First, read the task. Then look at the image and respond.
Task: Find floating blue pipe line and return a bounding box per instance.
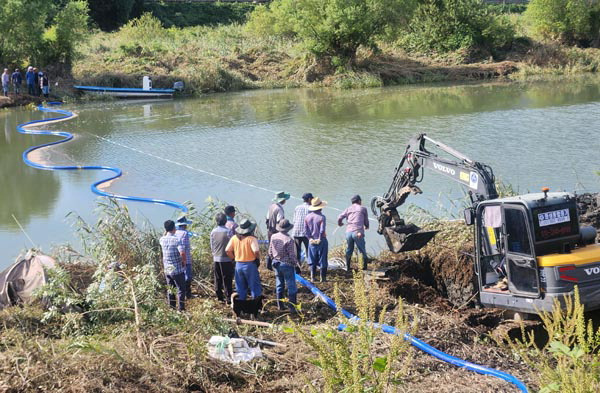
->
[16,103,188,213]
[295,274,528,393]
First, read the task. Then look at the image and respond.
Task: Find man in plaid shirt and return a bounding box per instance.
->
[160,220,186,311]
[292,193,312,264]
[268,218,299,312]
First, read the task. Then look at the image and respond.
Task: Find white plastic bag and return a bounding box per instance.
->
[207,336,262,364]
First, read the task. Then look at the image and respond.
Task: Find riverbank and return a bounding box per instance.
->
[68,23,600,96]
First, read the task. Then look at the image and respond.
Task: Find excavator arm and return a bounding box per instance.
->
[371,134,498,252]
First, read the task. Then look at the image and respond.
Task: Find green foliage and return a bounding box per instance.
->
[507,288,600,392]
[246,0,417,67]
[294,273,414,392]
[399,0,515,55]
[0,0,50,66]
[44,0,89,66]
[144,1,256,28]
[525,0,600,46]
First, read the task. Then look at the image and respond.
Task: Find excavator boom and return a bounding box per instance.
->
[372,134,498,252]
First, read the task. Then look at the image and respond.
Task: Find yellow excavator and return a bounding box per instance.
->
[372,134,600,313]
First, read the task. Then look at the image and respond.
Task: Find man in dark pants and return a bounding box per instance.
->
[211,213,235,303]
[292,193,312,268]
[265,191,290,271]
[175,216,193,299]
[159,220,186,311]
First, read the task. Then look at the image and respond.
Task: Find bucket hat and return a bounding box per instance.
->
[273,191,290,203]
[236,219,257,235]
[308,197,327,211]
[276,218,294,232]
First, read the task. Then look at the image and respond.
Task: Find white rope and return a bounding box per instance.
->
[87,132,377,222]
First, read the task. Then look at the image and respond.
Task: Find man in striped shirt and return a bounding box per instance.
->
[292,193,312,266]
[268,219,299,311]
[160,220,186,311]
[175,216,193,299]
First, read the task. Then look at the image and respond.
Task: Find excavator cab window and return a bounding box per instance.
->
[479,205,504,286]
[503,205,540,297]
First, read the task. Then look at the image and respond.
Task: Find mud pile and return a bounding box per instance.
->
[577,192,600,240]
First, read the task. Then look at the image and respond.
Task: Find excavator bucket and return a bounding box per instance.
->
[383,227,439,253]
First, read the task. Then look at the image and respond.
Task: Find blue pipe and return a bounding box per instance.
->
[16,103,188,213]
[295,274,528,393]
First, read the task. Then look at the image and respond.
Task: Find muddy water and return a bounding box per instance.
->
[1,77,600,268]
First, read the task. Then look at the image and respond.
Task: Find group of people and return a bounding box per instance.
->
[2,67,50,98]
[159,191,370,313]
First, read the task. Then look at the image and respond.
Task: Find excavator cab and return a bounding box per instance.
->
[475,192,600,313]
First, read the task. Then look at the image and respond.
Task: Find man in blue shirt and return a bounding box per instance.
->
[25,67,35,95]
[160,220,186,311]
[11,69,22,95]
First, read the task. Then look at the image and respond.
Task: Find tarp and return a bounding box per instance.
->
[0,251,56,310]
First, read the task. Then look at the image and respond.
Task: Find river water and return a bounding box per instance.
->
[1,77,600,268]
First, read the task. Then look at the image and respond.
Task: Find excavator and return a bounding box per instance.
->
[371,134,600,314]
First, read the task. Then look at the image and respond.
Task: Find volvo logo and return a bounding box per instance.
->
[433,162,456,176]
[584,267,600,276]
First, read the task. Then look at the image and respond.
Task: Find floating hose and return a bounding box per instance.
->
[295,274,528,393]
[16,103,188,213]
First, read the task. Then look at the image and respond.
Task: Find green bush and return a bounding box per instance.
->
[246,0,417,67]
[525,0,600,46]
[43,0,89,67]
[399,0,515,56]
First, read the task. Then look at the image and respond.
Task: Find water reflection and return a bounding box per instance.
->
[0,110,60,229]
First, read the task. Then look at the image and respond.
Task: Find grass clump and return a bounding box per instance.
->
[507,288,600,393]
[293,273,414,392]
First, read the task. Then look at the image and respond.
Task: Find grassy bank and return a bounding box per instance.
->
[69,15,600,97]
[3,198,600,392]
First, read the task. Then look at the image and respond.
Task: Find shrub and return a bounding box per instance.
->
[43,0,89,67]
[246,0,417,67]
[292,273,414,392]
[507,288,600,392]
[399,0,515,56]
[525,0,600,46]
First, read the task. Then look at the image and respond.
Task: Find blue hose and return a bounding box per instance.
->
[16,103,188,213]
[295,274,528,393]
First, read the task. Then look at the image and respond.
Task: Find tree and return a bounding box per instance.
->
[525,0,600,46]
[47,0,89,67]
[0,0,50,66]
[399,0,515,55]
[247,0,417,67]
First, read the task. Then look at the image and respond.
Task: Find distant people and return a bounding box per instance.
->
[338,195,370,271]
[33,68,40,96]
[268,218,299,312]
[2,69,9,96]
[25,67,35,95]
[304,197,328,282]
[266,191,290,270]
[175,216,193,299]
[11,69,21,95]
[40,72,49,98]
[292,192,312,267]
[159,220,187,311]
[224,205,238,237]
[211,213,234,303]
[226,219,262,301]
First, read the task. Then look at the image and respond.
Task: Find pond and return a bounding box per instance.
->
[1,77,599,268]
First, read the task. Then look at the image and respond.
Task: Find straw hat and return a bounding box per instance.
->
[308,197,327,211]
[236,219,257,235]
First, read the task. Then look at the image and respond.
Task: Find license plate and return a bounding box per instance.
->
[538,208,570,227]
